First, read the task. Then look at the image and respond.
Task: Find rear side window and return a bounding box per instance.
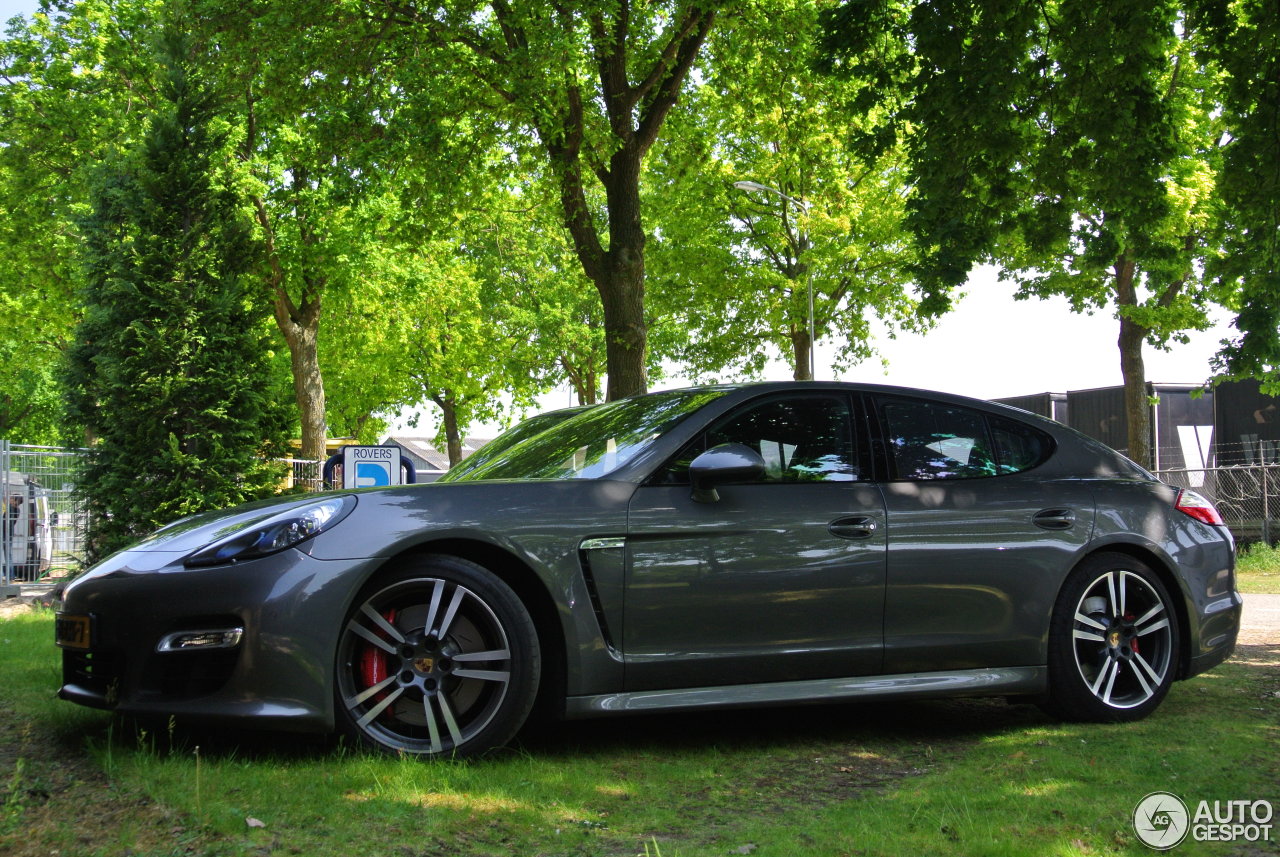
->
[879,398,1051,480]
[988,414,1053,474]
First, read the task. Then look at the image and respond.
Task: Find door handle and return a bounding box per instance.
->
[1032,508,1075,530]
[828,515,878,540]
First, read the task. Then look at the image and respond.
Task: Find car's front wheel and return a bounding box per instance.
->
[1044,553,1181,722]
[334,555,540,757]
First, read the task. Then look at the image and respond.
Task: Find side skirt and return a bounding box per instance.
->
[565,666,1047,717]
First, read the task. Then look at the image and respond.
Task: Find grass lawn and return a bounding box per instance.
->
[1236,542,1280,594]
[2,602,1276,857]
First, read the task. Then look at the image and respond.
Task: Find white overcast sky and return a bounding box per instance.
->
[2,0,1237,425]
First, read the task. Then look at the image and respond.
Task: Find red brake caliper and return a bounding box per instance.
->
[1125,612,1139,653]
[359,609,397,714]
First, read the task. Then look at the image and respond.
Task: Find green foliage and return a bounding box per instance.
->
[65,25,288,557]
[819,0,1226,319]
[1194,0,1280,389]
[0,0,161,444]
[376,0,720,400]
[649,0,922,381]
[818,0,1240,464]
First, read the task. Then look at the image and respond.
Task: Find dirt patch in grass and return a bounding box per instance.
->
[0,690,213,857]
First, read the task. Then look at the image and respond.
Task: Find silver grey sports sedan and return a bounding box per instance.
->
[56,383,1242,757]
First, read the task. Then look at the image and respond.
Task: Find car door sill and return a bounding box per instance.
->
[565,666,1047,716]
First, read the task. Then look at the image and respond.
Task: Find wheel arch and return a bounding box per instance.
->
[1069,542,1193,679]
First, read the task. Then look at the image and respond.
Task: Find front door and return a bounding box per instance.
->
[623,392,886,691]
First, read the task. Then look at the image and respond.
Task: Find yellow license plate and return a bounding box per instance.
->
[55,613,92,650]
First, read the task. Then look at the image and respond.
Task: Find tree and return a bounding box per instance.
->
[65,27,287,556]
[373,0,719,400]
[1194,0,1280,388]
[820,0,1232,467]
[188,0,509,461]
[463,180,610,406]
[325,181,588,464]
[0,0,162,443]
[647,0,920,382]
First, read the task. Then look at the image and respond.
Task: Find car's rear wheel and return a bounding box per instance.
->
[334,555,540,757]
[1044,553,1180,722]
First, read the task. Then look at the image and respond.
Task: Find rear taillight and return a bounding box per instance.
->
[1175,489,1225,526]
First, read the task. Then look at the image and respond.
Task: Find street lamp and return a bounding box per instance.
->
[732,180,816,381]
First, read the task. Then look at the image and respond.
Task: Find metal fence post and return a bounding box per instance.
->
[1265,467,1272,546]
[1,439,11,587]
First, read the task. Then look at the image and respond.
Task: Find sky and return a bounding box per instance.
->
[823,265,1234,401]
[0,0,1238,430]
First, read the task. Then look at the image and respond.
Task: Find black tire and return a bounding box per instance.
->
[1043,552,1181,722]
[334,555,540,757]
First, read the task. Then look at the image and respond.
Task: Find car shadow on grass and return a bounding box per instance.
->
[75,693,1054,766]
[517,695,1054,756]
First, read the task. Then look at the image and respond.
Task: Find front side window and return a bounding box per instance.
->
[879,398,1051,480]
[657,394,858,484]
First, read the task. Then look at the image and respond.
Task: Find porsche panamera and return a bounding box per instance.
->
[56,382,1242,757]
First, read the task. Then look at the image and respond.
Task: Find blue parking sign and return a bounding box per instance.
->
[341,446,403,489]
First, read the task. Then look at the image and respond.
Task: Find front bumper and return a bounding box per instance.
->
[56,547,380,732]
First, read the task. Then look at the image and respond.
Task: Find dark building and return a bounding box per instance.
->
[992,392,1069,424]
[993,384,1214,471]
[1213,378,1280,466]
[1065,384,1214,470]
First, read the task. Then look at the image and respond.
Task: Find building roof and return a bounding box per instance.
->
[382,437,492,471]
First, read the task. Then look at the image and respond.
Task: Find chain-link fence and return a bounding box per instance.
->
[2,441,89,586]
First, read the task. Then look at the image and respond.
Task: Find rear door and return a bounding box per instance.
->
[624,392,886,690]
[871,395,1095,673]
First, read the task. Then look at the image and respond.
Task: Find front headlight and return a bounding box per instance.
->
[185,496,355,567]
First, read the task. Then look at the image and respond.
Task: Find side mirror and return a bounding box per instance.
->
[689,443,766,503]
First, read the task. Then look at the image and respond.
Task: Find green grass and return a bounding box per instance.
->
[2,608,1277,857]
[1237,542,1280,593]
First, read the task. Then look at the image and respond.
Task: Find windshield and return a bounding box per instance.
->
[450,389,727,481]
[438,406,589,483]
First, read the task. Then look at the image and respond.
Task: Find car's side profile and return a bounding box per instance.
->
[56,383,1242,757]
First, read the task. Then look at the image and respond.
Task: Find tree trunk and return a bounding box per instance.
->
[1115,256,1153,468]
[560,355,599,406]
[280,317,327,464]
[433,393,463,467]
[252,210,327,464]
[790,328,813,381]
[598,151,648,401]
[249,181,327,466]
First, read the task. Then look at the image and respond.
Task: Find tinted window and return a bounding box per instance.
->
[880,398,1051,480]
[659,395,857,484]
[452,389,726,481]
[989,414,1053,474]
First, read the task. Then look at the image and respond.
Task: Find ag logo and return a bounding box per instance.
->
[1133,792,1190,850]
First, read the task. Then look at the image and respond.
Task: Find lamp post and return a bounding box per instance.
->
[732,180,816,381]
